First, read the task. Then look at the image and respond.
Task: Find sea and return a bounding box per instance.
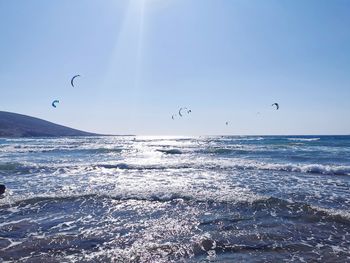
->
[0,136,350,262]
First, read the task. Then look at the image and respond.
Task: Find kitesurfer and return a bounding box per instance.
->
[272,103,279,110]
[71,75,80,87]
[52,100,59,108]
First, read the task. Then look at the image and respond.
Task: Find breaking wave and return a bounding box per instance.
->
[234,161,350,176]
[287,138,320,142]
[156,149,183,155]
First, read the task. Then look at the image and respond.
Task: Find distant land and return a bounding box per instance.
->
[0,111,99,137]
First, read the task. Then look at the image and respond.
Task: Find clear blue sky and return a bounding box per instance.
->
[1,0,349,135]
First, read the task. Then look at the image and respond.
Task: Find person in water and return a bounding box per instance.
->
[0,184,5,195]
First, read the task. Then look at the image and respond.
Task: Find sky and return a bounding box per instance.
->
[1,0,350,135]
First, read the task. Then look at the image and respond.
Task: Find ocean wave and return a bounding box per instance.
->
[2,194,349,223]
[2,159,349,177]
[0,192,224,209]
[85,148,124,154]
[242,162,350,176]
[254,197,350,221]
[0,144,124,154]
[287,138,320,142]
[96,163,131,170]
[0,191,284,210]
[204,159,350,176]
[95,163,192,171]
[198,148,247,155]
[0,162,192,175]
[156,149,183,155]
[34,147,123,154]
[215,136,265,142]
[62,161,350,176]
[0,162,20,171]
[0,162,38,175]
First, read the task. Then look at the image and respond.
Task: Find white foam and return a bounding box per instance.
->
[310,205,350,220]
[287,138,320,142]
[217,158,350,176]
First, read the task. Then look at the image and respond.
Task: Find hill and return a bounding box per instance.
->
[0,111,99,137]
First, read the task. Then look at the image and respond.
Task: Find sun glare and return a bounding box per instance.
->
[103,0,148,91]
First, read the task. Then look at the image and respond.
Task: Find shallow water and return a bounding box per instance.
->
[1,136,350,262]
